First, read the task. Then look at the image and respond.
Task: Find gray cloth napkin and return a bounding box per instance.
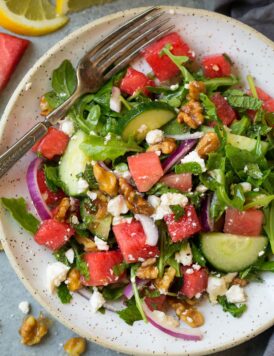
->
[203,1,274,355]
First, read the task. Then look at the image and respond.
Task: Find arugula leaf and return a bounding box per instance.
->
[159,85,187,108]
[217,184,245,211]
[230,116,250,135]
[102,285,125,301]
[113,261,129,276]
[1,197,39,235]
[175,162,203,175]
[244,194,274,210]
[200,93,219,123]
[170,205,185,222]
[57,282,72,304]
[71,241,90,280]
[52,60,77,100]
[190,242,207,267]
[162,119,189,135]
[264,202,274,253]
[130,265,147,322]
[83,164,99,190]
[204,75,239,91]
[85,105,101,131]
[259,261,274,272]
[53,246,70,266]
[80,134,142,161]
[247,123,271,139]
[146,183,182,196]
[239,256,274,280]
[117,297,142,325]
[217,295,247,318]
[227,95,262,110]
[160,44,194,82]
[44,165,62,192]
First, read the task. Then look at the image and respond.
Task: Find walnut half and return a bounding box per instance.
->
[177,100,204,129]
[19,313,49,346]
[64,337,86,356]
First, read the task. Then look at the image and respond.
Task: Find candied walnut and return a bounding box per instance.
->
[147,138,177,155]
[119,177,154,216]
[196,132,220,158]
[136,265,159,279]
[53,197,70,222]
[169,299,204,328]
[177,100,204,129]
[154,266,176,293]
[93,163,118,197]
[187,81,206,100]
[67,268,82,292]
[95,198,108,220]
[75,235,97,252]
[19,313,49,346]
[40,96,51,116]
[232,277,248,287]
[141,257,157,267]
[64,337,86,356]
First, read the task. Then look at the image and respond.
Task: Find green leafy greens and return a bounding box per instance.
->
[217,295,247,318]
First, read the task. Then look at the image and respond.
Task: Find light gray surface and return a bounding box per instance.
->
[0,1,272,355]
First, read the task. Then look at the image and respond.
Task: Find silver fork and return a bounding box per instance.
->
[0,7,174,178]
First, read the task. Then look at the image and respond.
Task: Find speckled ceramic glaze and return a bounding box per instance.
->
[0,6,274,356]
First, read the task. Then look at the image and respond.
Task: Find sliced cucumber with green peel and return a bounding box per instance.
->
[227,133,268,154]
[117,102,175,141]
[200,232,267,272]
[59,130,90,196]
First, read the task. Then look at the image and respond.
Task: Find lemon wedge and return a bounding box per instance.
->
[0,0,68,36]
[56,0,112,15]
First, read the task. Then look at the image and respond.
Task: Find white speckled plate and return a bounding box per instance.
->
[0,6,274,356]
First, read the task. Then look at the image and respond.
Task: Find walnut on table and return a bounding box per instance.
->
[19,313,50,346]
[64,337,86,356]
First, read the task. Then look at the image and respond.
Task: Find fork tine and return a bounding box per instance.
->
[92,12,165,66]
[103,25,175,82]
[97,17,171,73]
[85,7,159,60]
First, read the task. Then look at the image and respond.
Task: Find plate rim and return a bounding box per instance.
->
[0,5,274,355]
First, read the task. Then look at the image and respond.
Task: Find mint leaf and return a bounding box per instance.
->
[200,93,219,123]
[175,162,202,175]
[57,283,72,304]
[227,95,262,110]
[53,246,70,266]
[83,164,98,190]
[102,285,124,301]
[52,60,77,100]
[217,295,247,317]
[170,205,185,222]
[117,298,142,325]
[1,197,39,235]
[230,116,250,135]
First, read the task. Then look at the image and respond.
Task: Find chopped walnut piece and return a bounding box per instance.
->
[169,299,204,328]
[154,266,176,293]
[64,337,86,356]
[119,177,154,216]
[196,132,220,158]
[147,137,177,155]
[75,235,97,252]
[93,163,118,197]
[39,96,51,116]
[19,313,49,346]
[187,81,206,100]
[67,268,82,292]
[141,257,157,267]
[53,197,70,222]
[136,265,159,279]
[177,100,204,129]
[232,277,248,287]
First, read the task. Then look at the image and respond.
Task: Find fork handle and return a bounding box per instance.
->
[0,121,50,178]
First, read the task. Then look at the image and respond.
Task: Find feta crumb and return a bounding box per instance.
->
[107,195,129,217]
[155,150,161,156]
[89,287,105,313]
[161,193,188,206]
[46,262,70,294]
[175,243,193,266]
[195,293,201,299]
[94,236,109,251]
[207,276,227,304]
[181,150,206,172]
[18,301,30,314]
[170,84,179,91]
[253,188,259,192]
[65,248,75,264]
[152,310,179,328]
[195,184,208,193]
[239,182,252,192]
[186,268,194,274]
[25,82,32,91]
[258,250,265,257]
[76,178,89,194]
[212,64,220,71]
[59,117,74,137]
[184,83,190,89]
[146,129,164,145]
[112,216,133,225]
[137,124,147,133]
[244,165,248,173]
[192,263,201,271]
[71,215,79,225]
[87,191,97,201]
[147,195,161,208]
[225,285,246,304]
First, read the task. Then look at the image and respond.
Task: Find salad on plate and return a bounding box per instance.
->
[2,31,274,341]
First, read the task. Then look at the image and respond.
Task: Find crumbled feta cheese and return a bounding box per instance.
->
[65,248,75,264]
[146,129,164,145]
[110,86,121,113]
[107,195,129,217]
[175,243,193,266]
[195,293,201,299]
[225,285,246,303]
[239,182,252,192]
[207,276,227,304]
[152,310,179,328]
[59,117,74,137]
[25,82,32,91]
[161,193,188,206]
[147,195,161,208]
[195,184,208,193]
[184,83,190,89]
[112,216,133,225]
[212,64,220,71]
[87,191,97,201]
[89,287,105,313]
[192,263,201,271]
[94,236,109,251]
[76,178,89,194]
[244,165,248,173]
[137,124,147,133]
[181,150,206,172]
[258,250,265,257]
[155,150,161,156]
[71,215,79,225]
[170,84,179,91]
[18,301,30,314]
[113,167,132,181]
[46,262,70,294]
[186,268,194,274]
[190,50,196,58]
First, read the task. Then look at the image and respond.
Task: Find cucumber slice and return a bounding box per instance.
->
[227,133,268,154]
[117,102,175,141]
[59,130,90,196]
[200,232,267,272]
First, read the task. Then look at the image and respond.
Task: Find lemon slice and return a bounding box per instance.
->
[56,0,112,15]
[0,0,68,36]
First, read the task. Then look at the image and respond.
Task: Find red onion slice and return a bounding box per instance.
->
[143,302,202,341]
[162,139,198,173]
[166,132,204,140]
[200,194,214,232]
[26,157,52,220]
[135,214,159,246]
[123,278,148,299]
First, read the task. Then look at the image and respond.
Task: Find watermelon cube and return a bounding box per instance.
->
[201,54,231,78]
[142,32,194,81]
[211,92,237,126]
[127,151,164,192]
[113,220,159,263]
[160,173,192,192]
[181,267,208,298]
[120,67,154,96]
[0,33,29,91]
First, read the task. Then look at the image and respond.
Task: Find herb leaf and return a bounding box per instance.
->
[217,295,247,318]
[44,165,63,192]
[175,162,203,175]
[117,298,142,325]
[113,261,129,276]
[57,282,72,304]
[227,95,262,110]
[170,205,185,222]
[191,242,207,267]
[1,197,40,235]
[102,285,125,301]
